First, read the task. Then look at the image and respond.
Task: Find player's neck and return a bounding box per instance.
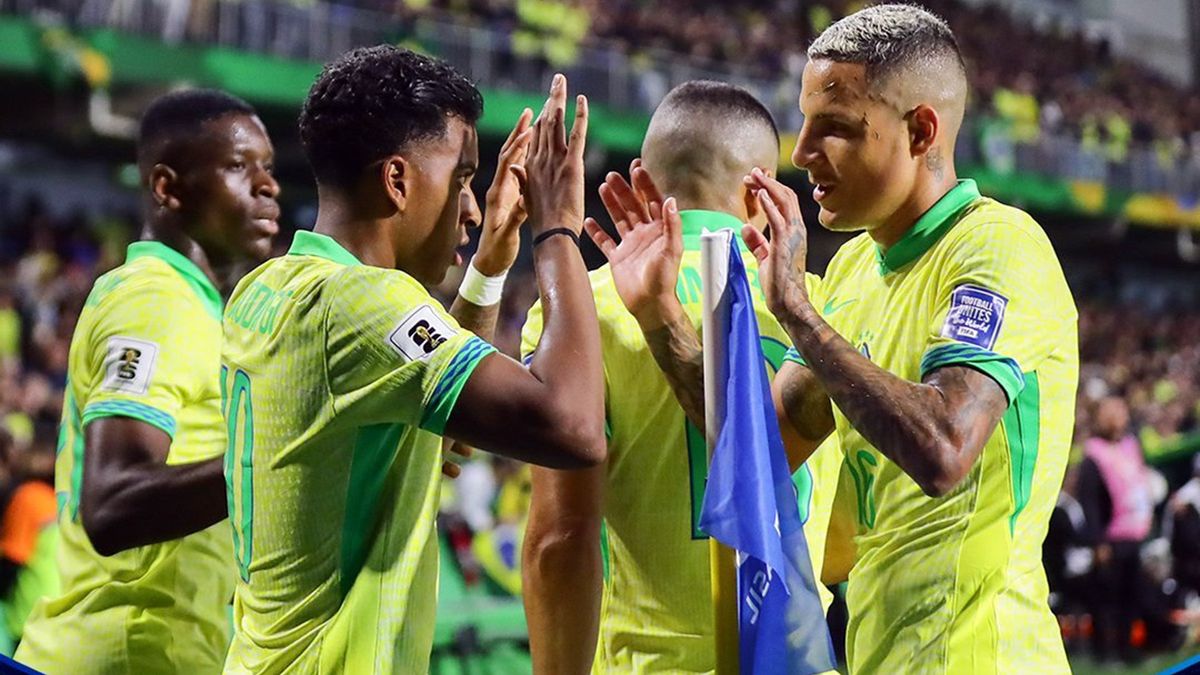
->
[311,199,398,269]
[139,222,221,289]
[869,165,959,251]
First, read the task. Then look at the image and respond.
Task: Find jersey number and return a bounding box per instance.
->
[683,336,812,539]
[222,366,255,581]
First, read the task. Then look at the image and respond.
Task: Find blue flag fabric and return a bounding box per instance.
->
[698,243,837,674]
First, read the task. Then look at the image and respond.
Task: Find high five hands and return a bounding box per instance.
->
[585,161,685,330]
[741,167,812,319]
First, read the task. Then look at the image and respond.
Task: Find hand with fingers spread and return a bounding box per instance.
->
[512,74,588,236]
[586,163,685,329]
[742,167,813,319]
[473,108,534,276]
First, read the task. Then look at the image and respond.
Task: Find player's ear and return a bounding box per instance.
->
[743,180,766,229]
[149,164,182,212]
[380,156,411,214]
[907,104,939,157]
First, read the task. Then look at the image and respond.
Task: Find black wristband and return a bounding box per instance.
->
[533,227,580,248]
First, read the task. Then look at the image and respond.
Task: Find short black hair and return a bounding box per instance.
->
[137,88,256,165]
[659,80,778,142]
[643,80,779,206]
[298,45,484,188]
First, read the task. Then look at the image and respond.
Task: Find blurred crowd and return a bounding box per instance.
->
[42,0,1200,183]
[1,198,1199,657]
[349,0,1200,172]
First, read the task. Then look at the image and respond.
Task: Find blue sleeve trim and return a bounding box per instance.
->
[82,400,177,437]
[421,337,496,433]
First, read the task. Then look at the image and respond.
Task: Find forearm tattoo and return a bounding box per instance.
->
[643,314,706,431]
[450,295,501,342]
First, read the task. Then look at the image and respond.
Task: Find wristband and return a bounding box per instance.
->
[458,260,508,306]
[533,227,580,247]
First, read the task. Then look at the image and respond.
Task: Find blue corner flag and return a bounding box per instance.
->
[698,242,836,675]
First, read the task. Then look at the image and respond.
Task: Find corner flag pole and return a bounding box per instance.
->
[700,229,738,675]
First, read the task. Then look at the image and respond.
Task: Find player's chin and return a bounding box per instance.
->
[816,207,860,233]
[418,259,452,286]
[238,234,275,264]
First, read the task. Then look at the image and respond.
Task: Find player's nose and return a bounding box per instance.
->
[460,189,482,230]
[791,125,821,171]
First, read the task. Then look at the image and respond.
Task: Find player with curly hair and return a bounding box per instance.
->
[219,46,606,674]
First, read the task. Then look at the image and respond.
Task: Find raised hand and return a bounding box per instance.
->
[585,162,684,329]
[473,108,533,276]
[512,74,588,236]
[742,167,812,319]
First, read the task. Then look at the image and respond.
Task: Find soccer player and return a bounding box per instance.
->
[16,89,281,673]
[219,47,605,674]
[746,5,1077,673]
[520,81,843,674]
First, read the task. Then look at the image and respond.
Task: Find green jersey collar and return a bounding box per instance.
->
[876,179,981,275]
[126,241,222,320]
[680,210,751,254]
[288,230,363,267]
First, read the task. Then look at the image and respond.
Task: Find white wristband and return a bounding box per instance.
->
[458,260,508,306]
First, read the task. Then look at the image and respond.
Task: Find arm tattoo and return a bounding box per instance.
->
[784,309,1008,496]
[643,314,706,430]
[450,295,501,342]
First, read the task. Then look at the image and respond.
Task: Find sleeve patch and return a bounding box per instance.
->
[100,336,159,395]
[388,305,458,362]
[941,284,1007,350]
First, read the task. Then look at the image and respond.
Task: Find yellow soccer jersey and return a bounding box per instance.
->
[786,180,1078,674]
[221,231,495,675]
[521,210,842,674]
[16,242,234,674]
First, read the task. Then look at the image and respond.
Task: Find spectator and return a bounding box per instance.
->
[1164,455,1200,598]
[1078,396,1155,662]
[0,428,58,654]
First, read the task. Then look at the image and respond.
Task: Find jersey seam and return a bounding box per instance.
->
[321,270,341,419]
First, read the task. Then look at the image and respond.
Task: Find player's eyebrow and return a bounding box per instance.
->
[807,111,860,125]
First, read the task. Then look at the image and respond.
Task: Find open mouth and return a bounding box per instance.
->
[813,183,836,202]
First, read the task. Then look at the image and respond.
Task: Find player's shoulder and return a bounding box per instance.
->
[586,265,632,322]
[87,256,203,319]
[319,262,433,314]
[526,264,627,322]
[948,196,1055,254]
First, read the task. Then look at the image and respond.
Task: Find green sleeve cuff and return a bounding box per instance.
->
[920,342,1025,404]
[421,337,496,435]
[82,400,177,437]
[783,347,808,367]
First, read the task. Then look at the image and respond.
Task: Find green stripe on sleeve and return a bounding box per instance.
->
[82,400,177,437]
[421,337,496,435]
[919,343,1025,404]
[1004,373,1040,534]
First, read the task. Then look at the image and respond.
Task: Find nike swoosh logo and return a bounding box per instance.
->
[823,298,857,315]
